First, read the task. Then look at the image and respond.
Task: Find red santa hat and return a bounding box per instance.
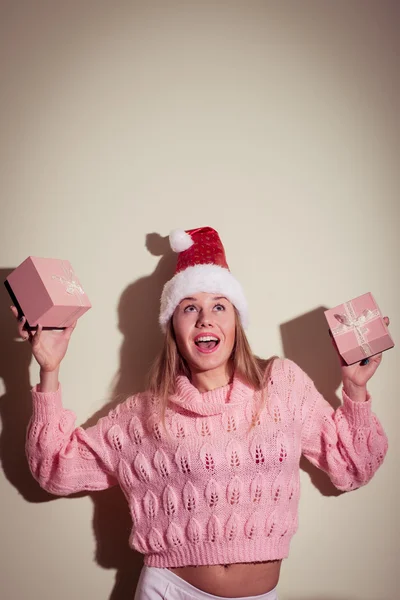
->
[159,227,248,331]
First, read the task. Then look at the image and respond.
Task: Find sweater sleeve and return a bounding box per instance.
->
[26,384,118,496]
[285,360,388,492]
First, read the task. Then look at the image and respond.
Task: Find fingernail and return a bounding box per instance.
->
[19,316,24,322]
[360,358,370,366]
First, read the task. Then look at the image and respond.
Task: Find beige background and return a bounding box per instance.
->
[0,1,399,599]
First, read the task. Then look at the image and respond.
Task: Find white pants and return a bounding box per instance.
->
[134,565,279,600]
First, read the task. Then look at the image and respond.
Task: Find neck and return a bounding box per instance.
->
[190,364,233,393]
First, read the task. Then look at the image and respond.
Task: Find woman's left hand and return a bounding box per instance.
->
[331,316,390,402]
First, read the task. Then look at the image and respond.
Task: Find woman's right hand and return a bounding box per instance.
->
[10,306,77,372]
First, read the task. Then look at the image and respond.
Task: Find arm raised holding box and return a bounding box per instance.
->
[11,306,75,387]
[10,306,118,495]
[298,316,390,491]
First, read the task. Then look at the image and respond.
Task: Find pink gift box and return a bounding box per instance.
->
[4,257,91,330]
[324,292,394,365]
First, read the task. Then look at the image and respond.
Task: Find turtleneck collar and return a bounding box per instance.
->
[168,374,253,416]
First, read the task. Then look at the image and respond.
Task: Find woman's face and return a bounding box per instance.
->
[172,292,236,377]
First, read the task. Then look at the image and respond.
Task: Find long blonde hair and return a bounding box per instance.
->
[148,309,277,437]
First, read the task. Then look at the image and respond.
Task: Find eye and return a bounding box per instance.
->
[184,305,197,313]
[214,304,225,311]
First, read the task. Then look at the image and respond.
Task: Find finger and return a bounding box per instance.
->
[383,316,390,326]
[360,353,382,367]
[21,331,31,342]
[10,306,19,319]
[372,352,383,364]
[31,323,43,347]
[17,316,28,339]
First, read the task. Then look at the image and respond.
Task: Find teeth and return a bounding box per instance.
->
[196,336,219,343]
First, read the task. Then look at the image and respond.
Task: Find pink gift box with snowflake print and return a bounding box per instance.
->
[324,292,394,365]
[4,257,91,330]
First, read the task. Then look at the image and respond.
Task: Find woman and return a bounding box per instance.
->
[11,227,389,600]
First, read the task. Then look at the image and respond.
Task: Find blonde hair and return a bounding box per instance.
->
[147,309,277,438]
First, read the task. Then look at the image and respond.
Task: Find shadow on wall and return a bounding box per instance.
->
[83,233,177,600]
[0,233,176,600]
[280,308,344,498]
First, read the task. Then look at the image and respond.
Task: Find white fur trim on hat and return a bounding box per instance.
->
[159,264,249,331]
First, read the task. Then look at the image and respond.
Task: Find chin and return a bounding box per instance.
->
[190,355,230,373]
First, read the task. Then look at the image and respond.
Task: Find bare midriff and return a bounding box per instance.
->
[168,559,282,597]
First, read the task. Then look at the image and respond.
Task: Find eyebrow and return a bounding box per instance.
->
[179,296,228,304]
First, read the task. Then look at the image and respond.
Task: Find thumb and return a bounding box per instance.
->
[31,323,43,348]
[64,321,77,340]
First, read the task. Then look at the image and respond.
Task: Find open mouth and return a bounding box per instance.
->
[194,335,221,353]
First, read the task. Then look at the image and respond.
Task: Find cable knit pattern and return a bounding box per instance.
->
[25,358,388,567]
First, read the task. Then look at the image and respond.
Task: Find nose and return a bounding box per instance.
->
[196,309,214,328]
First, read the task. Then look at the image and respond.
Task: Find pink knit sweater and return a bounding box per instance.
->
[26,358,388,567]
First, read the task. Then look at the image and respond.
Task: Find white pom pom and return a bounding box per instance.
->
[169,229,194,253]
